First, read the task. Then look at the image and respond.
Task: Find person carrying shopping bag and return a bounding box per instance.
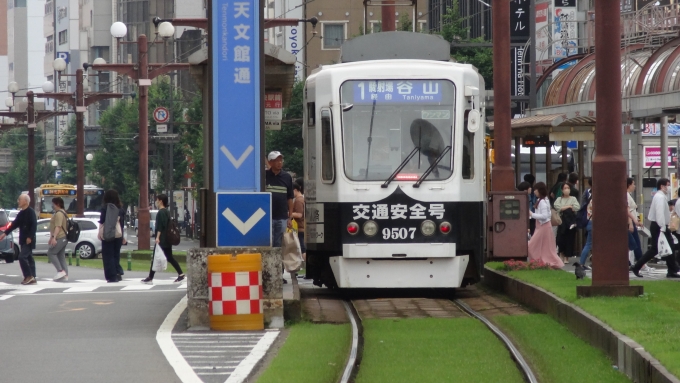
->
[554,183,580,263]
[142,194,185,284]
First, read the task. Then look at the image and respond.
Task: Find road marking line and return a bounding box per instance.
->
[225,331,279,383]
[178,283,187,289]
[0,295,14,301]
[156,295,202,383]
[173,332,267,337]
[11,288,44,294]
[121,285,155,291]
[63,286,98,293]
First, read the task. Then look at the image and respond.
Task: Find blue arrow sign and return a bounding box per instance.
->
[212,0,261,192]
[216,192,271,247]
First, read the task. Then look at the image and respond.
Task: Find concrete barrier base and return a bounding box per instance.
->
[187,247,284,329]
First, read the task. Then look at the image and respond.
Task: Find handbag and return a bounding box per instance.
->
[670,213,680,232]
[657,233,673,258]
[282,227,303,273]
[550,209,562,227]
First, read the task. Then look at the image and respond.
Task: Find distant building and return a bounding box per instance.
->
[8,0,47,97]
[305,0,428,72]
[265,0,306,82]
[427,0,491,40]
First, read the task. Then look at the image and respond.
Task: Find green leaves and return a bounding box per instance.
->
[265,82,304,177]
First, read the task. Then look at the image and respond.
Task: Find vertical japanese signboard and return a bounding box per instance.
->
[552,0,577,59]
[56,75,69,146]
[285,0,305,82]
[264,92,283,130]
[535,2,550,74]
[510,0,529,98]
[212,0,261,192]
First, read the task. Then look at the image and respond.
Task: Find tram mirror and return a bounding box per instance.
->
[467,110,481,133]
[410,119,446,174]
[342,103,354,112]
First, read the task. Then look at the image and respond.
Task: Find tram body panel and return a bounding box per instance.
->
[303,60,485,288]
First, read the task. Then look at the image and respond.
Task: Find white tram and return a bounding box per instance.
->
[303,32,486,288]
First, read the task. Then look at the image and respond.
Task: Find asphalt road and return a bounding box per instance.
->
[0,262,186,383]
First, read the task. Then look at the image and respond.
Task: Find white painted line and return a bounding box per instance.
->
[121,285,155,291]
[192,366,236,370]
[63,286,98,293]
[177,345,255,348]
[0,295,14,301]
[178,283,187,289]
[156,295,202,383]
[6,275,19,277]
[173,332,266,337]
[225,331,279,383]
[11,288,44,294]
[198,373,231,376]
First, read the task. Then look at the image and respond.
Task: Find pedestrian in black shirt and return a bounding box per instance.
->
[265,151,294,247]
[0,194,37,285]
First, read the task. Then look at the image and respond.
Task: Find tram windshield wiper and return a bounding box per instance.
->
[413,146,452,188]
[381,147,421,188]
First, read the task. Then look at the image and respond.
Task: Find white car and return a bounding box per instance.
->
[7,210,19,222]
[14,218,103,259]
[83,212,102,220]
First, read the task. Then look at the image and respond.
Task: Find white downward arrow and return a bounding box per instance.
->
[223,208,266,235]
[221,145,254,169]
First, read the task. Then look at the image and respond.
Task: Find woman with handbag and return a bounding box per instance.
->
[528,182,563,267]
[98,190,125,283]
[142,194,185,284]
[554,183,580,263]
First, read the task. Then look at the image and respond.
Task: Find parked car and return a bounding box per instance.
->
[83,212,101,220]
[134,210,158,234]
[14,218,102,259]
[6,210,19,222]
[0,210,17,263]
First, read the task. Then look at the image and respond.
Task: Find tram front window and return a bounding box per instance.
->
[340,79,455,181]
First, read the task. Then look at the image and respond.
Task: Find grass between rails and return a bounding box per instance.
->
[33,255,187,274]
[487,262,680,377]
[256,322,351,383]
[493,314,630,383]
[356,318,525,383]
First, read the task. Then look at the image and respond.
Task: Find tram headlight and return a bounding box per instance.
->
[347,222,360,235]
[421,220,436,236]
[440,221,452,234]
[363,220,378,237]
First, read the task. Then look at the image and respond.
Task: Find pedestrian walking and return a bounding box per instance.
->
[47,197,70,281]
[528,182,564,267]
[550,172,568,204]
[292,181,306,262]
[98,190,125,283]
[627,178,643,265]
[554,183,580,263]
[567,172,581,202]
[142,194,184,283]
[631,178,680,278]
[578,191,593,270]
[524,174,537,235]
[266,151,294,246]
[0,194,37,285]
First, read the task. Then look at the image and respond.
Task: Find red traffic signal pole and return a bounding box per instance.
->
[93,34,189,250]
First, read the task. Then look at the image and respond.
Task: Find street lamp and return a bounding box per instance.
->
[157,22,175,38]
[42,81,55,93]
[4,97,13,109]
[86,153,94,161]
[91,25,190,250]
[8,82,19,95]
[53,58,67,73]
[51,160,62,184]
[92,58,106,66]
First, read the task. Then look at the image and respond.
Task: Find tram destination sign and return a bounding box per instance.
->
[352,80,444,104]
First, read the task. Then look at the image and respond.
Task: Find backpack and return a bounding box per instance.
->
[166,217,181,246]
[103,203,121,241]
[576,193,592,229]
[58,210,80,243]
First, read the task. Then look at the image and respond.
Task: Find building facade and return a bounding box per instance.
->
[8,0,47,98]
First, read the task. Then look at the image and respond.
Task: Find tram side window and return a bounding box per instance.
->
[321,109,335,183]
[463,112,474,180]
[307,102,315,125]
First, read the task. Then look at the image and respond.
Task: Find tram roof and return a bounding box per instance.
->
[340,31,452,63]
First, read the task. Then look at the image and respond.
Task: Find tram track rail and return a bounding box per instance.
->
[337,295,538,383]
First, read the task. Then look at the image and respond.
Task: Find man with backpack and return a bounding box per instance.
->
[47,197,70,281]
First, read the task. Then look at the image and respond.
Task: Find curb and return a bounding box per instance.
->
[483,266,680,383]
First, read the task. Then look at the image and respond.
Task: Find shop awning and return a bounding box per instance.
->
[487,111,596,141]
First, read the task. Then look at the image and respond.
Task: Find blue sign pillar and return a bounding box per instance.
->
[212,0,261,192]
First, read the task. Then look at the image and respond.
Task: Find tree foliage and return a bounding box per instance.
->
[440,1,493,88]
[265,82,304,177]
[0,128,47,208]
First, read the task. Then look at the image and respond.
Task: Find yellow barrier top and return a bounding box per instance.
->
[207,253,262,274]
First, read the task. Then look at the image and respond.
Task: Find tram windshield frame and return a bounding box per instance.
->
[340,79,456,182]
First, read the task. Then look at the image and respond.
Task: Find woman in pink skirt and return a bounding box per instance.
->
[528,182,564,267]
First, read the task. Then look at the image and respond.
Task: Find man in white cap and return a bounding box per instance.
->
[266,151,294,248]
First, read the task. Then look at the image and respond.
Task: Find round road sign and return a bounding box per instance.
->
[153,106,170,123]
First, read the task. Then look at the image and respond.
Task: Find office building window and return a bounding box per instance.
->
[58,30,68,45]
[323,23,345,50]
[15,0,26,7]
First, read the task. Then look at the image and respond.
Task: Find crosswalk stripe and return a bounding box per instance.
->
[121,285,155,291]
[63,286,98,293]
[0,295,13,301]
[11,288,44,294]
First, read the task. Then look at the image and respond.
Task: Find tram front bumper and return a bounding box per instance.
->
[330,249,469,288]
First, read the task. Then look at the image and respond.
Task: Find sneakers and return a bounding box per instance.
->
[141,277,153,284]
[582,265,591,271]
[667,273,680,278]
[174,274,185,283]
[116,274,123,282]
[22,277,37,285]
[53,271,67,281]
[641,265,653,273]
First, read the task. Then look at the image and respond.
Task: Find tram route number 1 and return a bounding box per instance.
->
[383,227,416,240]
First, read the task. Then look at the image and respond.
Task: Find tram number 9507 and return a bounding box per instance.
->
[382,227,416,240]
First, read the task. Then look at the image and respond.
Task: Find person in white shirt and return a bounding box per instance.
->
[631,178,680,278]
[528,182,564,267]
[627,178,643,264]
